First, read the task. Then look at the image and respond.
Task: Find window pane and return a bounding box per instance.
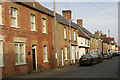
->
[11,8,17,27]
[0,42,3,66]
[43,46,47,61]
[64,28,66,39]
[14,44,18,54]
[31,15,35,31]
[20,44,24,63]
[42,18,46,33]
[0,4,2,24]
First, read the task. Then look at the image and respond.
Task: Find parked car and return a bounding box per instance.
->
[79,54,98,66]
[118,52,120,56]
[113,52,118,56]
[90,50,103,63]
[103,53,112,59]
[108,53,113,59]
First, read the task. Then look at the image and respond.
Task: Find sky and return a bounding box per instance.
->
[37,1,118,44]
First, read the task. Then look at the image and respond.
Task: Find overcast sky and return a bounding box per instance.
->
[37,1,118,44]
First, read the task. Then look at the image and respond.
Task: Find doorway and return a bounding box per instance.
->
[32,46,37,70]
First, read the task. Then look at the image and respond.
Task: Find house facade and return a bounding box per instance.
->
[0,2,54,77]
[71,20,90,60]
[54,11,77,67]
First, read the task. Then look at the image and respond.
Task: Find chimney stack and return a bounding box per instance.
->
[77,19,83,27]
[62,10,72,21]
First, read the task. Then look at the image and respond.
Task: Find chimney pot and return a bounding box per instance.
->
[77,19,83,27]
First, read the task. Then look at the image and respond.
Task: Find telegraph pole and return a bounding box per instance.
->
[53,0,57,68]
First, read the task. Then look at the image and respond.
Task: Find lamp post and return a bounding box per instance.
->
[69,19,74,65]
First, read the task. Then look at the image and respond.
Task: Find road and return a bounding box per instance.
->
[15,56,119,78]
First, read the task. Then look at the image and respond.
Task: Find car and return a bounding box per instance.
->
[118,52,120,56]
[108,53,113,59]
[113,52,118,56]
[90,50,103,63]
[103,53,112,59]
[79,54,98,66]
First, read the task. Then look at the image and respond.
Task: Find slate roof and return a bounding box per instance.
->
[78,26,96,38]
[71,22,90,39]
[45,8,77,29]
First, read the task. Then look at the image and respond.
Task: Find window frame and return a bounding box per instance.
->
[64,28,67,39]
[0,3,2,25]
[31,14,36,31]
[65,47,67,60]
[74,31,76,41]
[43,45,48,63]
[42,18,47,34]
[14,42,26,65]
[10,7,18,28]
[0,41,4,67]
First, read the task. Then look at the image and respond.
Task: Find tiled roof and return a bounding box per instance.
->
[71,22,90,39]
[14,0,54,17]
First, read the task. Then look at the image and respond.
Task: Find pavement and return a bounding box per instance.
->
[12,56,119,78]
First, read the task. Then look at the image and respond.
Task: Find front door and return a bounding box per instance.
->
[61,49,64,66]
[32,46,37,70]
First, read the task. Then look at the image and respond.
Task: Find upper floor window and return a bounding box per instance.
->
[42,18,47,33]
[43,45,48,62]
[31,14,36,31]
[64,28,67,39]
[0,3,2,25]
[74,31,76,41]
[11,7,18,27]
[0,41,3,67]
[65,47,67,60]
[85,39,87,45]
[14,43,26,65]
[69,29,71,40]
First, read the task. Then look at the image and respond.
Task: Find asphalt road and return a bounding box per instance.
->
[16,56,119,78]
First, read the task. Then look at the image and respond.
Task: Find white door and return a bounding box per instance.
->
[61,49,64,66]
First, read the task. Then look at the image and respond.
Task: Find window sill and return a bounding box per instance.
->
[10,26,20,29]
[0,65,5,68]
[65,59,68,61]
[43,60,49,63]
[31,30,37,32]
[0,24,4,26]
[15,63,27,66]
[42,32,48,34]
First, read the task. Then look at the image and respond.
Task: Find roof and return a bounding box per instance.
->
[78,26,96,38]
[71,22,90,39]
[45,8,77,29]
[11,0,54,17]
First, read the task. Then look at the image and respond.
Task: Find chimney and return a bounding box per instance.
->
[94,32,99,37]
[62,10,72,21]
[77,19,83,27]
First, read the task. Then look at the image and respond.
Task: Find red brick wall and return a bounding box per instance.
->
[1,2,54,77]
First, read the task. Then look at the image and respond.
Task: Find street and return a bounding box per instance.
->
[14,56,119,78]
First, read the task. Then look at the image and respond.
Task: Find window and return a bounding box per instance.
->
[14,43,26,65]
[85,39,87,45]
[64,28,67,39]
[11,8,17,27]
[42,18,47,33]
[74,31,76,41]
[43,45,48,62]
[31,14,36,31]
[0,41,3,67]
[0,4,2,25]
[69,29,71,40]
[65,47,67,60]
[88,40,89,46]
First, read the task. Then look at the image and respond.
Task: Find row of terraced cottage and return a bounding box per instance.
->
[0,1,117,77]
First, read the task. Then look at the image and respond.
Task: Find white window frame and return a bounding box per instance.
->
[65,47,67,60]
[0,3,2,25]
[74,31,76,41]
[42,18,47,33]
[69,29,71,40]
[64,28,67,39]
[31,14,36,31]
[0,41,4,67]
[11,7,18,28]
[14,42,26,65]
[43,45,48,62]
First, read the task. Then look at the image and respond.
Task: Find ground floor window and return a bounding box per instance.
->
[43,45,48,62]
[14,42,26,65]
[65,47,67,60]
[0,41,3,67]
